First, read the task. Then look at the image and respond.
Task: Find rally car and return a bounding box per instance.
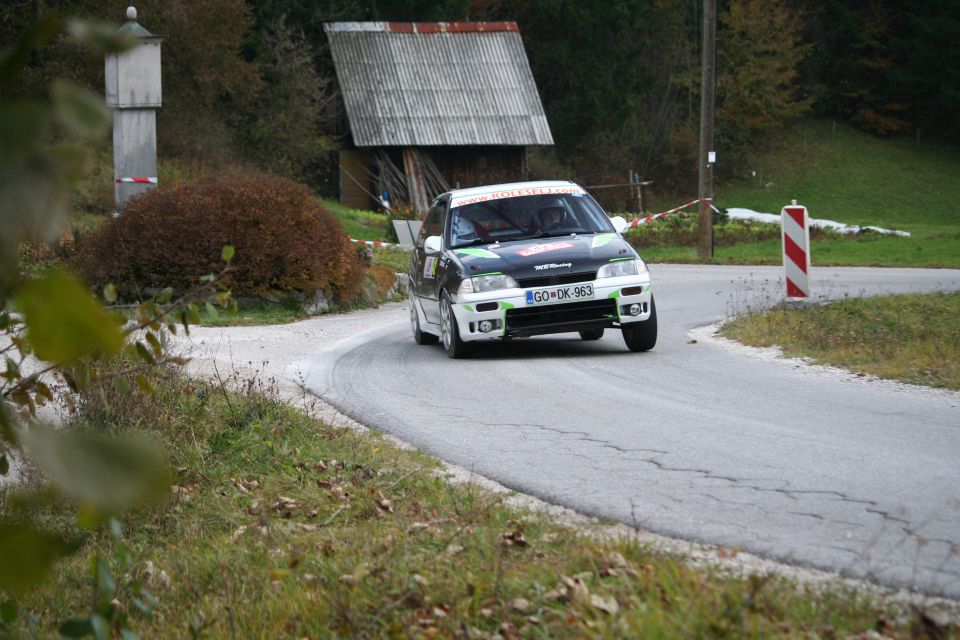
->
[408,180,657,358]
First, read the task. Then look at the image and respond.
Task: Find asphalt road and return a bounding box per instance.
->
[297,265,960,598]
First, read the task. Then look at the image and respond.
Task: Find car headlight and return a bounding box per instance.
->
[597,259,646,278]
[458,274,519,294]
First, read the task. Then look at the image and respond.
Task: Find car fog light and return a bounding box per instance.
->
[629,303,641,316]
[479,320,494,333]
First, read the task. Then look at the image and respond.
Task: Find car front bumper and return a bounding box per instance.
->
[451,275,653,342]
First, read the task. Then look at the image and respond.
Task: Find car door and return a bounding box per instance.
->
[413,201,446,324]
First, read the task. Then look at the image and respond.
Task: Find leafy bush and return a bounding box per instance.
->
[79,174,365,302]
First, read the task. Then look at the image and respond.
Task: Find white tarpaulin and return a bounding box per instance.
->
[726,208,910,237]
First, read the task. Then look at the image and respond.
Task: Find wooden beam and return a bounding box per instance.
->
[402,148,430,214]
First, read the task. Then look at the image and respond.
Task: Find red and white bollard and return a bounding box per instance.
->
[781,200,811,299]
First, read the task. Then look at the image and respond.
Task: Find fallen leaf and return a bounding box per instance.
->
[544,588,565,601]
[444,544,465,557]
[560,576,589,605]
[500,529,528,548]
[339,562,370,585]
[603,552,628,569]
[272,496,297,518]
[509,597,531,614]
[157,570,171,589]
[590,594,619,615]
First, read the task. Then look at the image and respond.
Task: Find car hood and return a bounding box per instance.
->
[450,233,636,281]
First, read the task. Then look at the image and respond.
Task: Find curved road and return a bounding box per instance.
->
[295,265,960,598]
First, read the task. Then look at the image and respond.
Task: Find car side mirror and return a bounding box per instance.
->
[610,216,629,234]
[424,235,442,255]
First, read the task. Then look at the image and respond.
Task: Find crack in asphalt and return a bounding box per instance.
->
[460,418,951,556]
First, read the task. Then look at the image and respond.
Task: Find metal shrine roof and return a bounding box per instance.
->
[325,22,554,147]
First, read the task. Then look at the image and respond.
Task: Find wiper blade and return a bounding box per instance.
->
[534,231,578,239]
[451,237,490,249]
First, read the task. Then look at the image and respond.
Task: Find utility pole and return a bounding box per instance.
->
[697,0,716,258]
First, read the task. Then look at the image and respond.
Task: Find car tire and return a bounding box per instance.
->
[578,328,604,340]
[440,293,471,359]
[622,296,657,352]
[410,292,439,345]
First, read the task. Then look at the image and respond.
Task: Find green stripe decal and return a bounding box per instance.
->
[500,302,515,336]
[463,304,475,312]
[608,290,621,320]
[592,233,616,248]
[474,272,502,276]
[455,248,499,259]
[609,257,634,262]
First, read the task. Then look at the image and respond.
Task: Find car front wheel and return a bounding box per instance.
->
[440,293,471,358]
[622,296,657,352]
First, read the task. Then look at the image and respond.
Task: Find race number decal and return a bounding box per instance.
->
[423,256,437,279]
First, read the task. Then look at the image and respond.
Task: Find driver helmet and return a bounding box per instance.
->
[454,214,477,241]
[535,200,567,229]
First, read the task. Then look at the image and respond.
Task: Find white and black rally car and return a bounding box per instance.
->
[408,180,656,358]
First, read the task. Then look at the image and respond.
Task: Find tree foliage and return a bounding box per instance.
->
[242,17,338,182]
[806,0,960,137]
[3,0,957,194]
[717,0,812,151]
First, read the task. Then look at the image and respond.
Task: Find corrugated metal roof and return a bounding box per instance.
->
[325,22,554,147]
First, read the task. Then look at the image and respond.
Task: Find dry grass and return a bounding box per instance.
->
[722,292,960,390]
[8,372,955,638]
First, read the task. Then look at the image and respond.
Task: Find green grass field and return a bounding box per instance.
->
[637,119,960,267]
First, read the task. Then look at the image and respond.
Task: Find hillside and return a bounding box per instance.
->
[719,119,960,230]
[638,119,960,267]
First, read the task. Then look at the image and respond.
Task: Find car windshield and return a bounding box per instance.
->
[448,193,614,248]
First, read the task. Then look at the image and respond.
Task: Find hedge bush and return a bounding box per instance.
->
[624,215,851,249]
[79,173,364,302]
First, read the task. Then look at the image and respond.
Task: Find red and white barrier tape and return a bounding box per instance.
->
[347,237,411,249]
[626,198,721,228]
[114,177,158,184]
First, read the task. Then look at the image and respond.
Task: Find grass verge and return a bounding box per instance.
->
[636,231,960,268]
[198,299,308,327]
[198,259,407,327]
[8,371,954,637]
[722,291,960,390]
[321,199,393,243]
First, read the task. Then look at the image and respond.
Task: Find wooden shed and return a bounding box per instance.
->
[325,21,554,212]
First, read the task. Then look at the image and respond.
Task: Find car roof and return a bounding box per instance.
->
[445,180,580,199]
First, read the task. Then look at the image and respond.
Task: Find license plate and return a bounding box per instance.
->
[525,283,594,306]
